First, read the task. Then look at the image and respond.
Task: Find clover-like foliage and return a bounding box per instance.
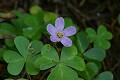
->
[35,44,85,80]
[86,25,113,49]
[3,36,43,75]
[1,5,114,80]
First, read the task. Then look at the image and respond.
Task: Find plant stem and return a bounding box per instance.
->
[27,73,32,80]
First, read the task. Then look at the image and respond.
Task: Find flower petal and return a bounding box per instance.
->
[55,17,64,31]
[47,24,57,35]
[64,26,76,36]
[61,37,72,47]
[50,35,60,42]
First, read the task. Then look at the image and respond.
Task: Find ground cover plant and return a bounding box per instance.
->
[0,5,114,80]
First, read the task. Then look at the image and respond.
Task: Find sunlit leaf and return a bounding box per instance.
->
[64,56,85,71]
[77,32,89,53]
[35,56,56,70]
[3,50,24,63]
[84,47,106,61]
[94,40,111,49]
[78,62,99,80]
[26,57,39,75]
[44,12,58,23]
[94,71,113,80]
[5,39,14,47]
[86,28,96,42]
[41,44,59,62]
[47,63,78,80]
[14,36,29,58]
[7,60,24,75]
[60,45,77,61]
[31,40,43,54]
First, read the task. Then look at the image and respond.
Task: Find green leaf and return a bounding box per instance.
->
[99,31,113,40]
[24,15,39,27]
[64,18,73,28]
[86,28,96,42]
[31,30,42,40]
[44,12,58,23]
[86,25,112,50]
[86,62,99,79]
[35,56,56,70]
[11,18,26,33]
[5,39,14,47]
[4,79,14,80]
[41,44,59,62]
[94,40,111,49]
[84,47,106,61]
[11,13,28,31]
[11,19,22,35]
[97,25,107,35]
[78,69,90,80]
[23,27,35,39]
[0,29,13,36]
[64,56,85,71]
[30,6,44,24]
[76,32,89,53]
[11,10,23,17]
[23,27,41,40]
[76,78,84,80]
[94,61,102,70]
[31,40,43,54]
[60,45,77,61]
[4,50,25,75]
[78,62,99,80]
[1,23,16,34]
[0,48,6,61]
[94,71,113,80]
[97,25,113,41]
[30,6,43,15]
[47,63,78,80]
[7,60,24,75]
[26,58,39,75]
[64,18,79,31]
[3,50,24,63]
[14,36,29,58]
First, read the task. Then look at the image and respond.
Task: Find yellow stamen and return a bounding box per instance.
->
[57,32,64,38]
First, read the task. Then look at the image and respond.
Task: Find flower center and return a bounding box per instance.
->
[57,32,64,38]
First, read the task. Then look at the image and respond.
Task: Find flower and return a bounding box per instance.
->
[47,17,76,47]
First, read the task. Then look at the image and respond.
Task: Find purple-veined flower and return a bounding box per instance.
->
[47,17,76,47]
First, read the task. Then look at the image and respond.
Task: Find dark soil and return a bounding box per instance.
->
[0,0,120,80]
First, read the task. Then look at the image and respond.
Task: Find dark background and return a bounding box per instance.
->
[0,0,120,80]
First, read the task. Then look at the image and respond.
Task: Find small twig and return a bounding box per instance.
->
[67,1,91,21]
[111,60,120,71]
[79,0,86,6]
